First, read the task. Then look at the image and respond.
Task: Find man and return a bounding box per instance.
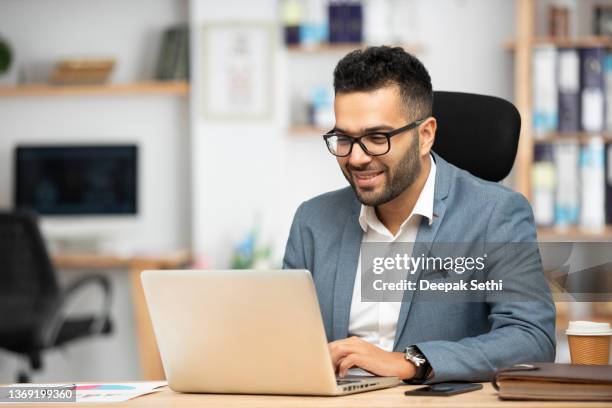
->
[283,46,555,383]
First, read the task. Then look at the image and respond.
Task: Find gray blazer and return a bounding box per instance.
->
[283,152,556,382]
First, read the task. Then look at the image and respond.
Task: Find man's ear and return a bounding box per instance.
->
[419,117,437,157]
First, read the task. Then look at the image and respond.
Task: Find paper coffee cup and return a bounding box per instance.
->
[566,321,612,365]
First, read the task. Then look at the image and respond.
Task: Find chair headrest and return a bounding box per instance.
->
[431,91,521,182]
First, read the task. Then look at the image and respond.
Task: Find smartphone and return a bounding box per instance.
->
[404,382,483,397]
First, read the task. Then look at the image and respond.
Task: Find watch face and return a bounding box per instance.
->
[405,347,426,366]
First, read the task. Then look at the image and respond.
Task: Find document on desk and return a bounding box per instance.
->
[74,381,167,403]
[0,381,167,403]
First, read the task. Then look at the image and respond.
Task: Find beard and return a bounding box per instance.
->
[341,136,422,207]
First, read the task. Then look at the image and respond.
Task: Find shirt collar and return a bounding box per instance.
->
[358,154,437,233]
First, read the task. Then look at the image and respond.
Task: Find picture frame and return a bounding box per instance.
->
[200,22,276,121]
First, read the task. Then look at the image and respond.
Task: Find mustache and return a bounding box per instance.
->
[346,164,387,172]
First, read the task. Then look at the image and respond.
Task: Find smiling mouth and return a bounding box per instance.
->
[351,170,385,188]
[353,171,383,180]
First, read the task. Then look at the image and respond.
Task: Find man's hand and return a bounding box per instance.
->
[328,336,416,379]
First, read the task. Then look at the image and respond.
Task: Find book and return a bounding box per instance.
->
[494,363,612,401]
[328,1,362,43]
[300,0,328,46]
[346,1,363,43]
[558,48,581,132]
[580,137,606,231]
[581,47,606,132]
[363,0,391,44]
[594,5,612,36]
[533,45,558,136]
[155,25,189,81]
[328,1,345,43]
[554,141,580,227]
[156,28,178,80]
[172,26,189,81]
[532,144,555,226]
[281,0,303,45]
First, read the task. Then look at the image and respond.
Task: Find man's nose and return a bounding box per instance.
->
[348,142,372,167]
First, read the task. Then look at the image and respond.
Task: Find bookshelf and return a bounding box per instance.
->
[532,132,612,144]
[0,81,189,97]
[505,35,612,49]
[511,0,612,240]
[511,0,612,328]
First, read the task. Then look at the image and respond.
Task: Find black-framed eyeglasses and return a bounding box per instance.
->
[323,118,426,157]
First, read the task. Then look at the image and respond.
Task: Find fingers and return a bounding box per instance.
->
[329,343,348,367]
[329,337,369,372]
[338,354,359,377]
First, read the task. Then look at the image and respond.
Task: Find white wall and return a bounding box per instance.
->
[0,0,191,254]
[0,0,189,382]
[190,0,346,268]
[191,0,516,268]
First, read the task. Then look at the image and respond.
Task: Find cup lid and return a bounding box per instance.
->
[566,321,612,336]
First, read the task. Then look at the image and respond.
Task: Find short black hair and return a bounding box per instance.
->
[333,46,433,120]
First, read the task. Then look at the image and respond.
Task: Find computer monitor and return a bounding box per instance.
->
[14,144,138,216]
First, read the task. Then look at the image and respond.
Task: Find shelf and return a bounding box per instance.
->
[537,226,612,241]
[532,132,612,144]
[0,81,190,97]
[505,35,612,49]
[286,43,423,54]
[289,125,330,136]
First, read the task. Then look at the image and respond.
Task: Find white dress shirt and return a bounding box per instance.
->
[348,155,436,357]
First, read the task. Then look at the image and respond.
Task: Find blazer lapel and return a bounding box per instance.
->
[332,201,362,341]
[393,152,451,349]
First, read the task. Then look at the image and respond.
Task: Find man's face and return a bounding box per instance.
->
[334,85,422,207]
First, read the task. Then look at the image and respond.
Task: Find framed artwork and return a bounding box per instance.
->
[200,22,275,121]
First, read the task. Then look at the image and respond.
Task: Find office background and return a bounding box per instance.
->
[0,0,610,382]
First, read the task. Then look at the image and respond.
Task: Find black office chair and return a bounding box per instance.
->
[0,211,113,382]
[431,91,521,181]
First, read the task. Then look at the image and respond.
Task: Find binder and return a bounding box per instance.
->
[328,1,345,43]
[581,47,606,132]
[532,145,556,226]
[346,1,363,43]
[554,141,580,227]
[605,53,612,131]
[606,143,612,224]
[533,46,558,135]
[580,137,606,231]
[558,48,581,132]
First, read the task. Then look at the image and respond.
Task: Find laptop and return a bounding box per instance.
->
[141,269,401,396]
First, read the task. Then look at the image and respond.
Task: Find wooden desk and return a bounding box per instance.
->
[52,250,191,381]
[17,383,612,408]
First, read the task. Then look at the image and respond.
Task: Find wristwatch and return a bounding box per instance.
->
[403,345,431,383]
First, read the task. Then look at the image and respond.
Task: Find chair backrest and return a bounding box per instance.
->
[431,91,521,182]
[0,211,59,300]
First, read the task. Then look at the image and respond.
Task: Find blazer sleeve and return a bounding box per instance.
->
[283,203,307,270]
[414,193,557,383]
